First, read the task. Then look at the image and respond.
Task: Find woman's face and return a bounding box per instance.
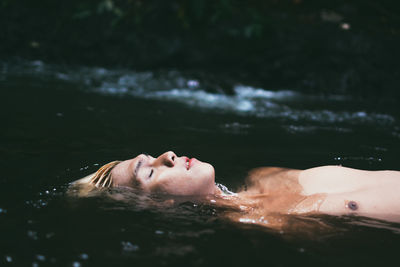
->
[110,151,216,195]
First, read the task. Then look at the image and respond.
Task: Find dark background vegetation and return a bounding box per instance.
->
[1,0,400,97]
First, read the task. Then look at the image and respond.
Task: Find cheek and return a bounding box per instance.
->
[148,170,182,193]
[153,178,188,195]
[112,173,134,187]
[150,164,215,195]
[154,172,198,195]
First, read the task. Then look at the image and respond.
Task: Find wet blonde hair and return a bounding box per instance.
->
[89,161,122,188]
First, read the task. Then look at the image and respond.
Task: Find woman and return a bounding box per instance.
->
[72,151,400,225]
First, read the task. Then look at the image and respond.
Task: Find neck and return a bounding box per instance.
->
[204,184,256,212]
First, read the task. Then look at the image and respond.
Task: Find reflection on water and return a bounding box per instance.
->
[1,59,400,266]
[5,184,400,266]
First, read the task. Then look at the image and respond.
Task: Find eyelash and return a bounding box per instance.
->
[149,169,154,178]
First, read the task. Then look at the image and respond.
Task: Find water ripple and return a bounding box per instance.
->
[1,59,396,127]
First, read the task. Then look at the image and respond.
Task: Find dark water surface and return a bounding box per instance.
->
[1,60,400,266]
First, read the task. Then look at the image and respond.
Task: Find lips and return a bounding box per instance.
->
[185,157,190,170]
[185,157,196,170]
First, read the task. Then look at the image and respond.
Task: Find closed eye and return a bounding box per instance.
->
[149,169,154,178]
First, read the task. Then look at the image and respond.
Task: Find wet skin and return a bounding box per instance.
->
[109,153,400,222]
[73,152,400,224]
[110,151,217,195]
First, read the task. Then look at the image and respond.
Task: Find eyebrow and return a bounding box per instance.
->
[134,154,149,178]
[134,160,142,179]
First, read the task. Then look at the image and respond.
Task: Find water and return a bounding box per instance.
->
[1,59,400,266]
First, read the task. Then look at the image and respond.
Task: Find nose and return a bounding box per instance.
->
[154,151,176,167]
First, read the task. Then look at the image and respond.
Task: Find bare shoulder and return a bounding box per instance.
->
[244,167,302,194]
[247,167,291,178]
[246,167,298,183]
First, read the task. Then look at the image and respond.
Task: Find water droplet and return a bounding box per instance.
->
[210,199,216,203]
[121,241,139,252]
[187,80,199,88]
[239,218,256,223]
[27,230,38,240]
[79,253,89,260]
[258,216,268,224]
[340,23,350,30]
[5,255,12,262]
[72,261,81,267]
[36,254,46,261]
[299,248,305,253]
[155,230,164,235]
[45,232,55,239]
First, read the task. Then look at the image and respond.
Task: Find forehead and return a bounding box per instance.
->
[112,154,150,176]
[111,157,137,178]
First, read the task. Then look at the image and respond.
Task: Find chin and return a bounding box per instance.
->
[199,163,216,194]
[207,163,215,182]
[198,162,215,182]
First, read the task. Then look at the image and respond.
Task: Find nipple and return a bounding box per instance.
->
[346,200,358,211]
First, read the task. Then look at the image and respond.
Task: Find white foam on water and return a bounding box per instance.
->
[144,89,255,113]
[234,85,300,99]
[2,59,396,126]
[122,86,394,125]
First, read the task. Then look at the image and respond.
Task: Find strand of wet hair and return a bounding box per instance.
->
[89,161,121,188]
